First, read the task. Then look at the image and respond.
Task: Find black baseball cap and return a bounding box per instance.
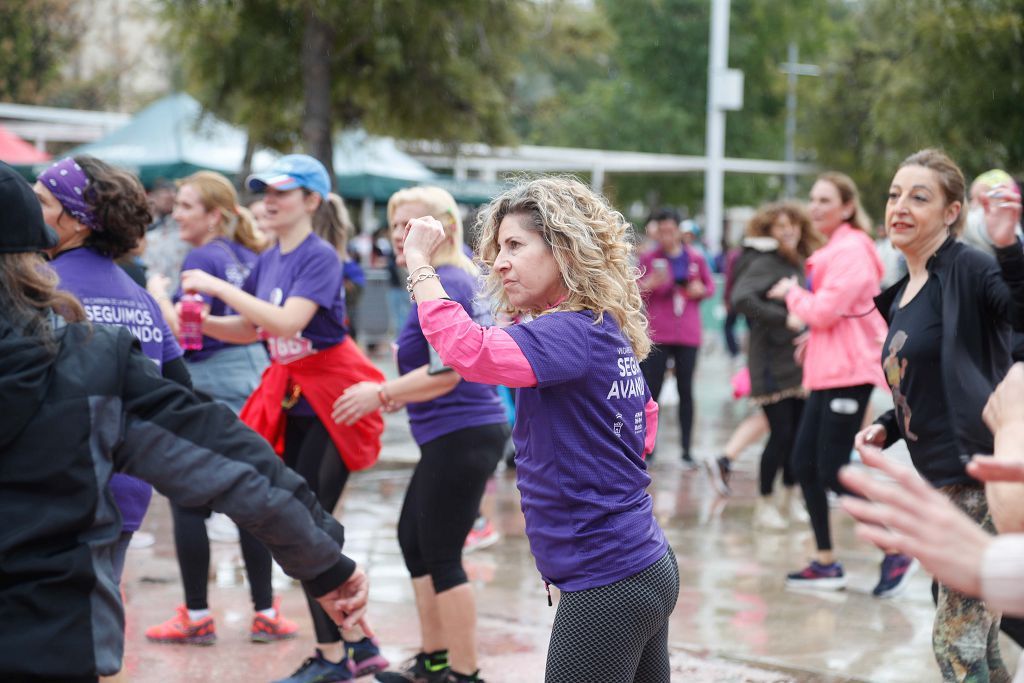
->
[0,161,58,253]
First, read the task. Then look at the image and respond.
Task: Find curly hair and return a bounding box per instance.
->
[745,201,824,263]
[74,155,151,259]
[476,176,652,360]
[388,186,477,276]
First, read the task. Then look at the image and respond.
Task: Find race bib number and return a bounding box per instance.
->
[263,333,315,364]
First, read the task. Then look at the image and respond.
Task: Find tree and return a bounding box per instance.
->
[806,0,1024,221]
[160,0,528,183]
[516,0,848,212]
[0,1,81,104]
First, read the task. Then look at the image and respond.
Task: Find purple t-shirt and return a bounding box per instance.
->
[52,247,184,532]
[504,311,667,591]
[175,238,259,362]
[396,266,506,445]
[243,232,346,415]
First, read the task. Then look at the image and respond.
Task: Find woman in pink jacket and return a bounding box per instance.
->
[768,172,912,594]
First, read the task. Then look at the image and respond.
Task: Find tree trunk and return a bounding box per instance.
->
[301,8,335,189]
[238,134,257,191]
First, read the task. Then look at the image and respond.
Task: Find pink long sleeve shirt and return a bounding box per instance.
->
[417,299,658,455]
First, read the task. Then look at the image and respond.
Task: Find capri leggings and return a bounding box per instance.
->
[284,415,351,644]
[398,423,507,593]
[791,384,873,551]
[545,550,679,683]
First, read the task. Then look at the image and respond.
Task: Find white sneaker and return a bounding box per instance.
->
[784,488,810,524]
[128,531,155,550]
[206,513,239,544]
[754,498,788,530]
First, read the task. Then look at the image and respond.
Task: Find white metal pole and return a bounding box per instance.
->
[704,0,730,253]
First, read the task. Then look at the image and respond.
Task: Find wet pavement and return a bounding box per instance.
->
[119,344,1019,682]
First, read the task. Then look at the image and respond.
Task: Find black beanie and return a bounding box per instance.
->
[0,161,58,253]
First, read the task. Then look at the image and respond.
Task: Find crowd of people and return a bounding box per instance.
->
[3,138,1024,683]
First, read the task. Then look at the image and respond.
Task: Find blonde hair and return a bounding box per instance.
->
[387,186,477,275]
[745,201,824,263]
[177,171,267,253]
[476,176,652,360]
[314,192,354,261]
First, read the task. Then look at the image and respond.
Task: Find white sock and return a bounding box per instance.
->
[257,607,277,619]
[187,608,211,621]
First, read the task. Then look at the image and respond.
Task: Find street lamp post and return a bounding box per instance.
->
[703,0,743,252]
[780,42,820,198]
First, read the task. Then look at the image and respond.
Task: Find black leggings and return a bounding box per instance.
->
[792,385,873,552]
[398,423,507,593]
[759,398,802,496]
[171,503,273,611]
[640,344,698,456]
[545,550,679,683]
[284,416,351,644]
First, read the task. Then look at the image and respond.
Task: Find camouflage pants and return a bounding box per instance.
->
[933,485,1011,683]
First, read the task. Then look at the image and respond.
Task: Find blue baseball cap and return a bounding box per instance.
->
[247,154,331,198]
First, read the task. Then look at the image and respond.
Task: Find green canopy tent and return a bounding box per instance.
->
[68,93,276,186]
[65,92,505,204]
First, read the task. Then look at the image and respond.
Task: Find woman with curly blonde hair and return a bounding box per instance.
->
[399,177,678,683]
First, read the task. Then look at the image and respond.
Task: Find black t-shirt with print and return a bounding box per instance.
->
[882,276,967,486]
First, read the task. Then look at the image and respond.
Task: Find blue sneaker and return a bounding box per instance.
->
[274,649,353,683]
[785,561,847,591]
[872,553,919,598]
[347,637,389,678]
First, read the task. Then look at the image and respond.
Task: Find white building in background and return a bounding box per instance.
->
[67,0,172,111]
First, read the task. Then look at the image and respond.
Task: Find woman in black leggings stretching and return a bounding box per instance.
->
[182,155,387,683]
[335,187,508,683]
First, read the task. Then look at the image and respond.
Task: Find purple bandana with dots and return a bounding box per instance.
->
[38,158,100,231]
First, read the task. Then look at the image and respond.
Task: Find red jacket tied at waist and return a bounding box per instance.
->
[240,337,385,471]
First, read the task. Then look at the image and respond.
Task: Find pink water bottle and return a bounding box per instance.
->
[179,293,205,351]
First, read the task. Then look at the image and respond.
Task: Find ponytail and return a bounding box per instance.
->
[232,205,268,253]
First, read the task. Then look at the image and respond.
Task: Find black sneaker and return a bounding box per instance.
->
[704,456,732,496]
[346,637,389,678]
[375,652,450,683]
[680,451,698,470]
[274,649,353,683]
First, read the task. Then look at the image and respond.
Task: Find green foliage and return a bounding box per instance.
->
[160,0,527,150]
[517,0,846,210]
[0,1,80,104]
[806,0,1024,221]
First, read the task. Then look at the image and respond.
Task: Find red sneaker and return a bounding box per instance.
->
[464,518,500,554]
[145,605,216,645]
[251,597,299,643]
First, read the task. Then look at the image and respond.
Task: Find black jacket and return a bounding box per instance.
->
[730,238,804,400]
[873,238,1024,484]
[0,321,355,679]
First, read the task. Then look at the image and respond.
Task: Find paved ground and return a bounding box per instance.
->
[117,344,1020,682]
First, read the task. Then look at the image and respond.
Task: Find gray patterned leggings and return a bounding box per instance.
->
[545,550,680,683]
